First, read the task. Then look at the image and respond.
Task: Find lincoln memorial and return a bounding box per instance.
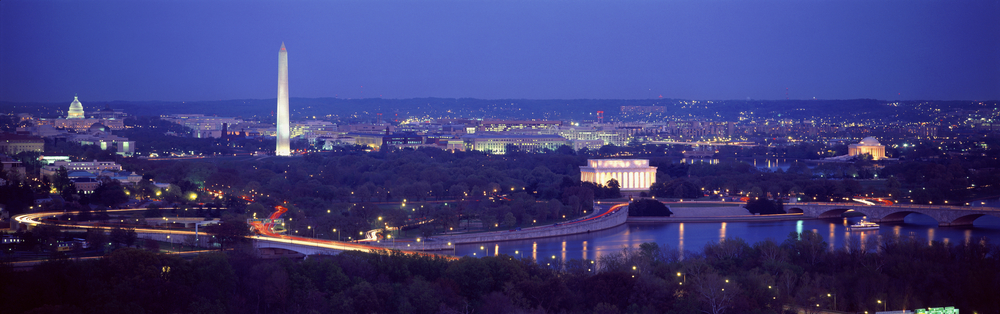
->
[580,159,657,191]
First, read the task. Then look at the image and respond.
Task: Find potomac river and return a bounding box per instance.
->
[452,206,1000,262]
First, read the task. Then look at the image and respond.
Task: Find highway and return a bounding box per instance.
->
[13,209,457,260]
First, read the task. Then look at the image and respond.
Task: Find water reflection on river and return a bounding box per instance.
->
[678,158,801,171]
[454,216,1000,261]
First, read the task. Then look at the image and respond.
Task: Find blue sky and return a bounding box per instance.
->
[1,0,997,102]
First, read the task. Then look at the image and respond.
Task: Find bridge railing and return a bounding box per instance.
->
[793,202,1000,211]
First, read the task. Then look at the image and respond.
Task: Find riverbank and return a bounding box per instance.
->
[371,204,629,251]
[627,213,806,223]
[627,205,809,223]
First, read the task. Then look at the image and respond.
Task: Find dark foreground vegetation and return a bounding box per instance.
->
[3,231,998,314]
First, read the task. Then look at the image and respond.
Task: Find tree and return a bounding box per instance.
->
[86,228,107,252]
[109,227,136,249]
[884,176,902,198]
[0,176,36,216]
[503,212,517,228]
[605,178,622,198]
[205,215,251,250]
[52,166,76,199]
[627,199,673,217]
[745,198,785,215]
[782,230,826,267]
[143,238,160,252]
[692,271,737,314]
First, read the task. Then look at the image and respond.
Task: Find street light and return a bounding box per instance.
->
[333,228,340,241]
[828,293,836,310]
[877,300,886,312]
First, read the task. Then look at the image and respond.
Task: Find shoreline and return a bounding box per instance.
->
[627,213,808,223]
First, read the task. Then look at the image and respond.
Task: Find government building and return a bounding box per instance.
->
[37,96,125,132]
[580,159,657,192]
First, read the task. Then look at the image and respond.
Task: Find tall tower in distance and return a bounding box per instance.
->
[275,42,291,156]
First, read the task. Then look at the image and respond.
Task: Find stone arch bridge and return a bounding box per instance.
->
[786,202,1000,227]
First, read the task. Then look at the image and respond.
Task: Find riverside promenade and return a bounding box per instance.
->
[371,203,630,251]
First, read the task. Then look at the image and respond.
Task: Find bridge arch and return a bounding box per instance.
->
[949,213,1000,226]
[817,208,858,219]
[881,211,939,225]
[787,207,804,214]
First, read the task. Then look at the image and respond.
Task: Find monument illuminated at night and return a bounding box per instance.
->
[275,42,291,156]
[67,95,85,119]
[580,159,657,192]
[848,137,886,160]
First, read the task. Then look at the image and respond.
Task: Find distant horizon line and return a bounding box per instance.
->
[3,96,997,104]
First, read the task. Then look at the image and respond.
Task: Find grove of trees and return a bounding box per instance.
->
[3,231,998,314]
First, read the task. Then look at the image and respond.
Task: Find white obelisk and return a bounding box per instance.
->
[276,42,291,156]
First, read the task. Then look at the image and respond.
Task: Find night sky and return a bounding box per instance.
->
[1,0,998,103]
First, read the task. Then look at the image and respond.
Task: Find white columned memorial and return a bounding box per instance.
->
[579,159,658,193]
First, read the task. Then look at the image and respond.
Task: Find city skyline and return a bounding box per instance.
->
[1,0,998,103]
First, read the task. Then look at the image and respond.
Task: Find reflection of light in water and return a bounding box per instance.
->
[893,225,901,236]
[927,228,935,246]
[876,235,883,253]
[678,223,685,256]
[943,238,949,246]
[965,229,972,245]
[582,241,588,261]
[796,220,803,238]
[532,242,537,261]
[860,232,867,251]
[495,244,499,257]
[720,222,727,240]
[681,158,719,165]
[829,223,836,251]
[561,241,566,262]
[625,227,631,248]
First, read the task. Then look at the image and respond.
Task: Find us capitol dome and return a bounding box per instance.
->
[67,95,85,119]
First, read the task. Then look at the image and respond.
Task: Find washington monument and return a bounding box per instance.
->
[276,42,290,156]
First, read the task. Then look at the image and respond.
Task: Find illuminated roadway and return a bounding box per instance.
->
[13,209,458,260]
[14,202,625,260]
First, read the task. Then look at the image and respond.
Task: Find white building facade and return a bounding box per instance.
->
[848,137,886,160]
[580,159,657,191]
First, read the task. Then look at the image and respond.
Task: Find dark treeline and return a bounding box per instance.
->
[125,147,617,238]
[3,232,998,314]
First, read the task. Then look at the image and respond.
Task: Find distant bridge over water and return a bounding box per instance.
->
[647,141,757,147]
[787,202,1000,226]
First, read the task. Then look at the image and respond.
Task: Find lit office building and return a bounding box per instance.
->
[461,134,568,155]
